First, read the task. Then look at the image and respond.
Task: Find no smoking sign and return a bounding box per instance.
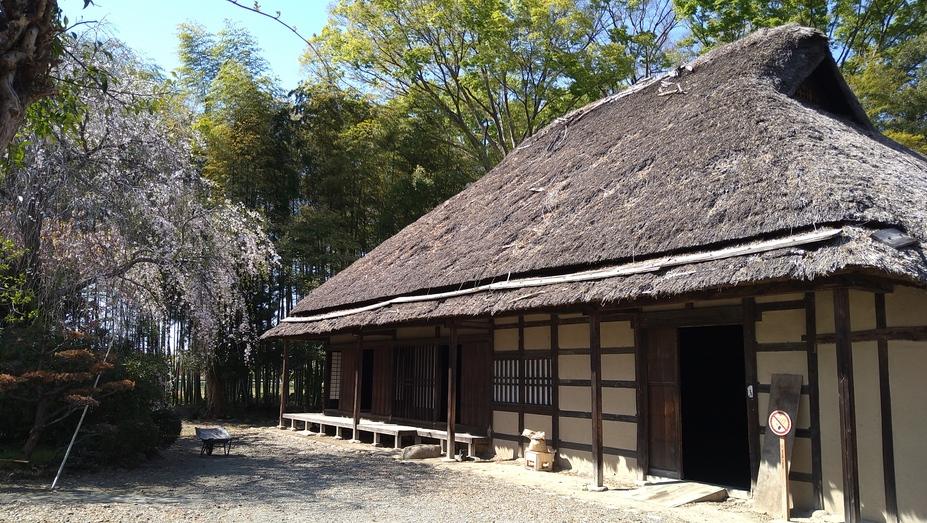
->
[768,410,793,437]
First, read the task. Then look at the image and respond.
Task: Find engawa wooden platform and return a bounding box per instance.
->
[282,412,488,457]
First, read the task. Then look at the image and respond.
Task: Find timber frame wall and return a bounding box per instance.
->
[303,281,927,523]
[481,284,927,523]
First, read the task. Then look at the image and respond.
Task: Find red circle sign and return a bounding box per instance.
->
[768,410,792,437]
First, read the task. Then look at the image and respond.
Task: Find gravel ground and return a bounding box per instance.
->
[0,423,769,522]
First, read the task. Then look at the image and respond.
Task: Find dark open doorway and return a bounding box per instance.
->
[360,349,374,412]
[678,325,751,490]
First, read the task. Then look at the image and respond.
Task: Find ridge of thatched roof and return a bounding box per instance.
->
[279,24,927,331]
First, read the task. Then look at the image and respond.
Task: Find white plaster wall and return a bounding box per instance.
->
[601,321,634,347]
[889,340,927,523]
[494,327,518,351]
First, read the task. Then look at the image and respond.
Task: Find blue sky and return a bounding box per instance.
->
[60,0,331,90]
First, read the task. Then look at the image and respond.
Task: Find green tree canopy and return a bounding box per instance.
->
[317,0,681,170]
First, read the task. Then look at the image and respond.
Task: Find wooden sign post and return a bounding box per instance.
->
[768,409,793,522]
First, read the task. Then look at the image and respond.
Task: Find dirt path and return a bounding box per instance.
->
[0,423,769,522]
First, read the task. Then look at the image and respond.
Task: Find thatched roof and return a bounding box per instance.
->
[264,24,927,339]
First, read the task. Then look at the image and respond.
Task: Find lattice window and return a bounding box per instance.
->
[328,351,342,400]
[524,356,552,407]
[493,358,520,404]
[393,343,437,421]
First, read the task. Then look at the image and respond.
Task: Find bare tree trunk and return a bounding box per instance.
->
[22,395,49,459]
[0,0,61,151]
[205,362,226,418]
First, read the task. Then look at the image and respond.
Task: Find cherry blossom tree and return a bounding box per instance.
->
[0,38,277,452]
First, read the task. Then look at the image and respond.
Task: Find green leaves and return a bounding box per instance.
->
[320,0,679,169]
[0,238,36,331]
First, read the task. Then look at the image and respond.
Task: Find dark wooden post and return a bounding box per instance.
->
[633,315,649,481]
[351,336,362,442]
[833,288,861,523]
[875,293,898,523]
[277,341,289,428]
[551,314,560,451]
[446,322,458,459]
[589,308,605,490]
[805,292,825,509]
[517,314,525,455]
[742,297,760,490]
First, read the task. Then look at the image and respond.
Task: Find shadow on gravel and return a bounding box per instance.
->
[2,428,443,508]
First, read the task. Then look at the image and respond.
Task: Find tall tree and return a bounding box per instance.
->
[0,39,276,432]
[0,0,65,151]
[176,21,270,103]
[319,0,679,171]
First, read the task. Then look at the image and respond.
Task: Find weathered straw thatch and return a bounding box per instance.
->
[264,24,927,339]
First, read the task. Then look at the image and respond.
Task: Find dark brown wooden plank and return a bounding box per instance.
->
[517,314,525,455]
[805,292,824,510]
[634,316,649,481]
[646,326,681,478]
[637,305,743,328]
[833,288,861,523]
[551,314,560,450]
[743,297,761,491]
[446,322,458,458]
[371,345,394,417]
[589,308,604,488]
[756,299,807,315]
[812,325,927,343]
[459,338,491,433]
[875,293,898,523]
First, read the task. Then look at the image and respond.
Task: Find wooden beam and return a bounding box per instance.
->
[633,316,649,482]
[812,325,927,343]
[804,292,824,510]
[278,341,290,428]
[551,314,560,453]
[432,326,441,423]
[742,298,761,491]
[756,299,807,314]
[589,308,605,489]
[875,293,899,523]
[446,322,458,459]
[636,305,743,328]
[833,288,861,523]
[517,314,525,456]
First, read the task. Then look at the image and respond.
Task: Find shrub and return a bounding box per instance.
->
[151,408,182,448]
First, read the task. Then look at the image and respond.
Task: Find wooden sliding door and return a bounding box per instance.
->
[646,327,682,478]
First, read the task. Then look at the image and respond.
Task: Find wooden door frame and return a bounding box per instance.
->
[635,305,753,483]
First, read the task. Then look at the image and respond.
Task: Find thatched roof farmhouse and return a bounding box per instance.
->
[265,25,927,523]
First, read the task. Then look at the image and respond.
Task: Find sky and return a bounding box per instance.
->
[60,0,332,90]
